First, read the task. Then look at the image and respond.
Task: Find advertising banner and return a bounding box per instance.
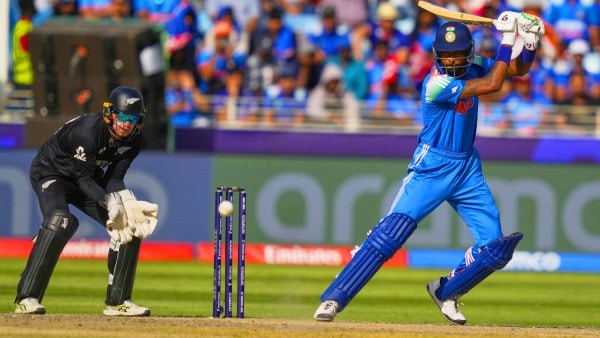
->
[213,155,600,253]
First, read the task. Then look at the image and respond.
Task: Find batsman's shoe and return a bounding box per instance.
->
[15,297,46,314]
[314,300,339,322]
[103,300,150,317]
[427,278,466,325]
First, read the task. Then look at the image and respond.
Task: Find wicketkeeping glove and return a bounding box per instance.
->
[517,13,545,36]
[105,191,134,244]
[117,189,148,235]
[131,201,159,239]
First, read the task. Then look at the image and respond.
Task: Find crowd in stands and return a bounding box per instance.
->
[8,0,600,136]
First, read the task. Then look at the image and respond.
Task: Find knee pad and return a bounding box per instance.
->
[16,211,79,302]
[439,232,523,300]
[320,213,416,311]
[41,210,79,238]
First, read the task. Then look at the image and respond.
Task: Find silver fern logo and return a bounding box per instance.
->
[41,179,57,192]
[126,98,140,105]
[74,146,87,161]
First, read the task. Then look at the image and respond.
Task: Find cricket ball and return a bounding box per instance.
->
[218,200,234,216]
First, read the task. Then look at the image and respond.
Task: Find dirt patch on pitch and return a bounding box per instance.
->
[0,314,598,337]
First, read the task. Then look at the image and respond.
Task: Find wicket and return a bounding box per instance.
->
[213,186,246,318]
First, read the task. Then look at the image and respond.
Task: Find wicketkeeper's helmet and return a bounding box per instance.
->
[103,86,145,141]
[432,21,475,78]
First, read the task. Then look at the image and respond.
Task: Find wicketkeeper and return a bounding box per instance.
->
[15,86,159,316]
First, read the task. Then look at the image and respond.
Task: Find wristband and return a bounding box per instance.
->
[520,49,536,63]
[496,45,512,64]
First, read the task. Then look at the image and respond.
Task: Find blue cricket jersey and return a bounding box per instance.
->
[418,56,495,153]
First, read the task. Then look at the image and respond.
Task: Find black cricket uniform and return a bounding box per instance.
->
[30,113,142,225]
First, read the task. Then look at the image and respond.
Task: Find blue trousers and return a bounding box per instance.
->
[389,144,503,272]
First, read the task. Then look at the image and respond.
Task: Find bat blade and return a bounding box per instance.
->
[418,1,496,27]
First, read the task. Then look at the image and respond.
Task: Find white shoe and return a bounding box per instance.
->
[15,297,46,314]
[427,278,467,325]
[313,300,339,322]
[103,300,150,317]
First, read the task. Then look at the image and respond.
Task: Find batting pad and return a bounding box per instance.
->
[439,232,524,300]
[320,213,416,311]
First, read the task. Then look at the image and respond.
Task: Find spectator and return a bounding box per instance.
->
[525,41,557,103]
[248,6,298,93]
[275,0,315,15]
[164,2,200,76]
[109,0,131,19]
[365,79,420,128]
[133,0,180,24]
[555,72,600,132]
[353,1,412,65]
[553,39,600,102]
[165,70,211,127]
[326,35,369,100]
[250,7,298,65]
[502,76,553,137]
[299,6,351,91]
[263,63,306,126]
[195,17,247,95]
[204,0,260,34]
[78,0,113,19]
[317,0,368,29]
[306,63,359,131]
[589,0,600,51]
[12,0,35,89]
[407,8,438,93]
[211,61,263,125]
[542,0,595,48]
[202,6,247,61]
[245,36,277,96]
[364,40,402,115]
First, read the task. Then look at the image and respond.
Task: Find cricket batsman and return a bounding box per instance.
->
[314,11,545,324]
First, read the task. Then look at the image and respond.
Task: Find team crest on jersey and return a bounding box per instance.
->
[74,146,87,161]
[455,97,474,115]
[445,26,456,43]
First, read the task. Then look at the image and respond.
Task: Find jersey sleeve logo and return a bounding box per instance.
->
[74,146,87,162]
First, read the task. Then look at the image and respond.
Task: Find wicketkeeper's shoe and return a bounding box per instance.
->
[103,300,150,317]
[15,297,46,314]
[427,278,467,325]
[313,300,339,322]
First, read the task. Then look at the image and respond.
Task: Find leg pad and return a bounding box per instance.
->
[439,232,523,300]
[16,211,78,302]
[106,237,142,305]
[320,213,416,311]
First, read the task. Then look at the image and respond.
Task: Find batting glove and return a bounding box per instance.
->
[495,11,519,32]
[496,11,518,46]
[517,13,545,36]
[519,30,540,51]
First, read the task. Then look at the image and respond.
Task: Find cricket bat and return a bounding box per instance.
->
[417,1,496,27]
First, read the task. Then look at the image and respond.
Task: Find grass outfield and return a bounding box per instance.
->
[1,258,599,328]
